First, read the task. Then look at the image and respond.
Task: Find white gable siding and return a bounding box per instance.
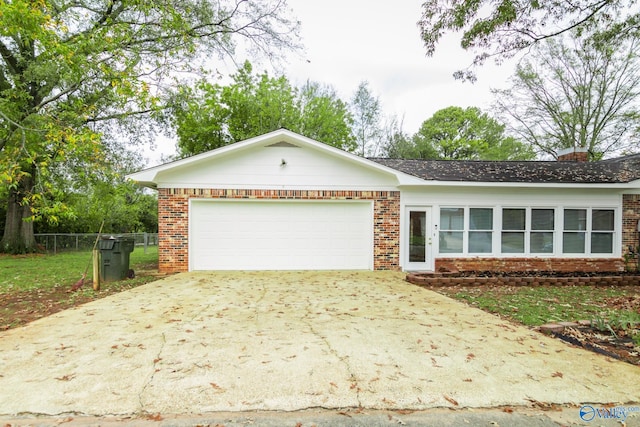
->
[156,145,398,190]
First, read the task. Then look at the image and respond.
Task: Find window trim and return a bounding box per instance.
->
[562,207,616,255]
[436,205,619,258]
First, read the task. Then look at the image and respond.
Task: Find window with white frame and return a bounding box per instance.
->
[562,208,614,254]
[501,208,555,254]
[469,208,493,253]
[439,207,493,254]
[439,208,464,253]
[501,208,526,253]
[438,206,616,256]
[531,209,555,253]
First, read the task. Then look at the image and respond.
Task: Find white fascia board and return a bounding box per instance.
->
[126,129,416,188]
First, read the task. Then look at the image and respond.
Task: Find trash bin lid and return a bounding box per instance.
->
[98,238,116,250]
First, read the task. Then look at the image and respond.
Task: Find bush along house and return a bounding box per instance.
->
[127,129,640,274]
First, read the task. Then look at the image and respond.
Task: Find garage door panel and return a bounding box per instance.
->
[190,201,373,270]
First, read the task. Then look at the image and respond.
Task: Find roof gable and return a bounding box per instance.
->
[128,129,421,188]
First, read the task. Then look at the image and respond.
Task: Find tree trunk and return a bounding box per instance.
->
[0,173,37,254]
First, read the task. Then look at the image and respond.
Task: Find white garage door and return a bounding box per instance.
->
[189,200,373,270]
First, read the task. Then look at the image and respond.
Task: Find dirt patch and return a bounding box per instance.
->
[0,265,163,330]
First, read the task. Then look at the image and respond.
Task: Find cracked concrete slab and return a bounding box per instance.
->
[0,271,638,419]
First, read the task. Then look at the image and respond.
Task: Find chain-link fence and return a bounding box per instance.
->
[35,233,158,254]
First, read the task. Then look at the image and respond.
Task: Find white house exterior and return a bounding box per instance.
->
[127,129,640,273]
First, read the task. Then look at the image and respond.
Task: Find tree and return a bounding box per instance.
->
[410,107,535,160]
[493,34,640,160]
[0,0,299,253]
[350,81,382,157]
[379,115,413,159]
[296,81,355,151]
[172,62,355,156]
[417,0,640,80]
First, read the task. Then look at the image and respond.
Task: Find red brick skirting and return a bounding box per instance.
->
[435,257,624,273]
[407,272,640,287]
[158,188,400,273]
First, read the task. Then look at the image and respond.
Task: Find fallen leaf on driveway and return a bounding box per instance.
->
[210,382,225,393]
[443,394,459,406]
[144,413,163,421]
[551,371,563,378]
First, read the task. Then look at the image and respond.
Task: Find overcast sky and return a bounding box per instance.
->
[144,0,517,165]
[284,0,515,134]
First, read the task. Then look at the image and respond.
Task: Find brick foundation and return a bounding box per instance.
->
[435,257,625,273]
[158,188,400,273]
[407,272,640,287]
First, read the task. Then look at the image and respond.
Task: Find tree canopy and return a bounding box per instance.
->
[418,0,640,80]
[171,61,355,156]
[350,81,382,156]
[493,34,640,160]
[388,106,535,160]
[0,0,299,253]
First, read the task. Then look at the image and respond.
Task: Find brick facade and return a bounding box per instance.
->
[157,188,400,273]
[435,257,624,273]
[623,194,640,267]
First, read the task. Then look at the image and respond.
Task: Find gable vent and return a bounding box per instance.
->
[265,141,300,148]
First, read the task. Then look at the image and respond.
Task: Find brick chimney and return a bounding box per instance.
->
[557,147,589,162]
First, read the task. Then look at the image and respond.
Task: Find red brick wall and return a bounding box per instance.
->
[435,257,624,273]
[157,188,400,273]
[623,194,640,259]
[557,150,589,162]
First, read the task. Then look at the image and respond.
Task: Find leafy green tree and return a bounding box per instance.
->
[172,62,355,156]
[379,115,413,158]
[0,0,299,253]
[297,81,355,151]
[418,0,639,80]
[493,34,640,160]
[350,81,382,156]
[36,180,158,234]
[410,107,535,160]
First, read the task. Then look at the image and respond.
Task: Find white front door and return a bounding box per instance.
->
[405,207,434,271]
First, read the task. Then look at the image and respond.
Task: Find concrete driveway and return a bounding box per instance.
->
[0,271,638,418]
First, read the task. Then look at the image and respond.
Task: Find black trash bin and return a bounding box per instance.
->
[98,236,135,282]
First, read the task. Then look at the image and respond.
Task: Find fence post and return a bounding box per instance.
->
[144,232,148,254]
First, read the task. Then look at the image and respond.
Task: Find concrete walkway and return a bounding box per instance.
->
[0,271,638,420]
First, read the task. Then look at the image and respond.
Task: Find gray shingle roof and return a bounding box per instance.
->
[370,155,640,184]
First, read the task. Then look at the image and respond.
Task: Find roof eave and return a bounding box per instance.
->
[398,180,640,189]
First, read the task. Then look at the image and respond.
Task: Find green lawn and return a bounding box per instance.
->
[434,284,636,326]
[0,246,158,293]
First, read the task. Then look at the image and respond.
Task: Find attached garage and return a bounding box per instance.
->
[189,200,374,270]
